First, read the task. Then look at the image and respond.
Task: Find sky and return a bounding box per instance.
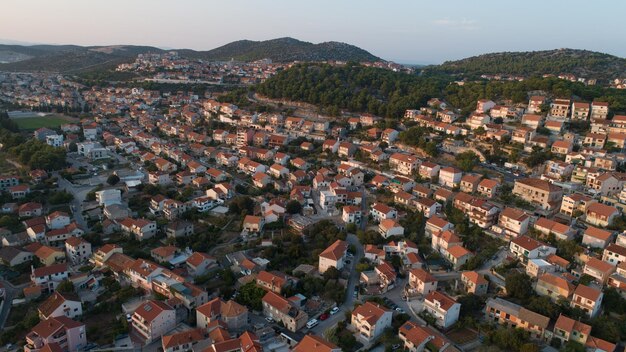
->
[1,0,625,64]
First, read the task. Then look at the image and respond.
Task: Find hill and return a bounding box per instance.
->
[256,63,445,118]
[0,38,381,73]
[257,63,626,118]
[0,44,164,73]
[182,37,381,62]
[424,49,626,82]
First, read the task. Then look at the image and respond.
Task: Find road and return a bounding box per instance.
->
[310,233,363,335]
[0,279,28,330]
[54,172,92,229]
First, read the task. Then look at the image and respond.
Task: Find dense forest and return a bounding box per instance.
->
[424,49,626,82]
[256,63,447,118]
[257,63,626,118]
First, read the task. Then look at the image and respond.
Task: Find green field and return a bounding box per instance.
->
[12,115,76,130]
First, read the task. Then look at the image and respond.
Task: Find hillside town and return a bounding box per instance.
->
[2,66,626,352]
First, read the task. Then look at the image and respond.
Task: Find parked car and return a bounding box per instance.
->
[330,307,340,315]
[319,313,329,321]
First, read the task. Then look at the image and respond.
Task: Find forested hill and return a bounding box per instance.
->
[181,37,381,62]
[256,63,626,118]
[424,49,626,82]
[256,63,446,118]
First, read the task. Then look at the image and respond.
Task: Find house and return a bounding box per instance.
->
[509,236,556,261]
[419,161,440,181]
[370,203,397,223]
[603,243,626,266]
[560,193,595,217]
[485,298,550,340]
[445,246,473,270]
[46,211,71,230]
[407,268,437,296]
[119,218,157,241]
[425,216,453,238]
[196,298,248,330]
[553,314,592,347]
[414,198,441,218]
[351,302,393,342]
[551,140,573,155]
[185,252,217,277]
[570,284,603,318]
[293,334,341,352]
[65,237,92,265]
[0,246,33,267]
[242,215,264,234]
[522,114,543,129]
[477,178,499,198]
[38,291,82,320]
[432,230,463,254]
[31,263,69,294]
[132,300,176,343]
[262,291,308,332]
[165,221,194,238]
[583,257,615,285]
[92,244,122,267]
[95,189,122,206]
[582,226,613,249]
[378,219,405,238]
[498,207,530,238]
[161,328,208,352]
[550,98,571,118]
[585,203,619,227]
[318,239,348,274]
[533,217,574,241]
[256,270,293,294]
[438,167,462,188]
[398,321,457,352]
[9,184,30,199]
[461,271,488,295]
[535,273,575,302]
[423,291,460,329]
[513,178,563,212]
[342,205,363,224]
[19,202,43,218]
[24,316,86,352]
[389,153,419,176]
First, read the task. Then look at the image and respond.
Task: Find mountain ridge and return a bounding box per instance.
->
[0,37,381,73]
[423,48,626,82]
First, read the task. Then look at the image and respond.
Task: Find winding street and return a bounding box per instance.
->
[0,279,29,330]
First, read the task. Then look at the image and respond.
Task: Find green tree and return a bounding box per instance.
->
[107,174,120,185]
[505,272,533,301]
[285,200,302,214]
[455,151,480,172]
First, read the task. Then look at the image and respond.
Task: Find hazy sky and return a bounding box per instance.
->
[2,0,625,64]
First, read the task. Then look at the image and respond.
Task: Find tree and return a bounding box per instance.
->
[285,200,302,214]
[57,280,75,293]
[455,151,479,172]
[229,196,254,215]
[68,142,78,152]
[235,281,266,311]
[107,174,120,186]
[505,272,533,301]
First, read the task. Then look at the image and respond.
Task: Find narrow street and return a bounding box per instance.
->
[0,279,29,329]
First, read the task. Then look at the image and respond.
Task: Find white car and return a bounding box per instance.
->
[330,307,340,315]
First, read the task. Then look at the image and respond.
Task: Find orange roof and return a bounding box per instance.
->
[352,301,390,325]
[448,245,472,259]
[555,314,591,336]
[162,328,206,349]
[462,271,488,285]
[410,268,437,283]
[319,239,348,261]
[425,291,457,311]
[293,334,339,352]
[574,284,602,301]
[261,291,290,313]
[584,226,613,241]
[134,300,173,323]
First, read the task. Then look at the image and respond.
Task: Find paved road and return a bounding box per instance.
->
[0,279,28,329]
